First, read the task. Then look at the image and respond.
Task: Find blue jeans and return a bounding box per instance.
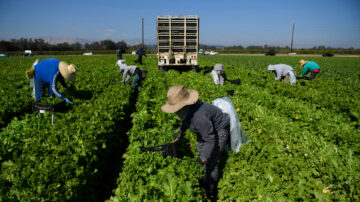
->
[132,73,142,91]
[34,77,51,101]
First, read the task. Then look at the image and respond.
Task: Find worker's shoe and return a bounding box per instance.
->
[205,182,218,201]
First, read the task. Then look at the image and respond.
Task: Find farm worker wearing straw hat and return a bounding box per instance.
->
[31,58,76,104]
[161,85,230,200]
[267,64,296,84]
[213,64,226,86]
[299,59,320,80]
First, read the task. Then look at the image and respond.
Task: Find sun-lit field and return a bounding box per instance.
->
[0,55,359,201]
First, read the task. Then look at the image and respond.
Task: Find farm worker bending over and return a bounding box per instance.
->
[162,85,230,200]
[213,64,226,86]
[299,59,320,80]
[135,47,147,65]
[30,58,76,104]
[120,65,146,91]
[267,64,296,84]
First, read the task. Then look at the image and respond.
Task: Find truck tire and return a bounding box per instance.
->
[158,66,167,72]
[191,66,199,72]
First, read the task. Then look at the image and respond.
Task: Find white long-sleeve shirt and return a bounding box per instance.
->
[120,65,137,83]
[267,64,294,80]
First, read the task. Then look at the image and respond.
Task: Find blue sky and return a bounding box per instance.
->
[0,0,359,48]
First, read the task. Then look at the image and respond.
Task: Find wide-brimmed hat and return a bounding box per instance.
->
[299,59,308,67]
[59,61,77,82]
[161,85,199,113]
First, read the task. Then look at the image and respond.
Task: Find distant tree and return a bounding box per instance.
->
[225,45,244,50]
[199,44,217,50]
[71,42,82,51]
[100,39,117,50]
[246,45,263,50]
[85,41,101,50]
[0,41,12,51]
[116,40,128,50]
[55,42,72,51]
[34,38,50,51]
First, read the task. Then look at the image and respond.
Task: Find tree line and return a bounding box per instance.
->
[0,38,133,52]
[0,38,359,55]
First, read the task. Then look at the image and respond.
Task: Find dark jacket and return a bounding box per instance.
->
[136,48,146,57]
[180,101,230,161]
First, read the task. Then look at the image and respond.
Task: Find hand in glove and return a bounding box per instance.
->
[65,98,73,104]
[172,130,185,143]
[198,158,206,165]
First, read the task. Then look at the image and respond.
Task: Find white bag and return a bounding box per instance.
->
[212,97,250,152]
[30,59,38,98]
[288,70,296,85]
[30,78,35,98]
[210,70,220,84]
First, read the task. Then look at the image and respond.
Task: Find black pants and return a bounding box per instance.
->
[310,71,319,80]
[117,54,123,60]
[136,55,143,64]
[197,125,230,198]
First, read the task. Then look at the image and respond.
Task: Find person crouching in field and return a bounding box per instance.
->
[267,64,296,84]
[299,59,320,80]
[26,58,76,104]
[162,85,230,200]
[213,64,226,86]
[119,64,146,91]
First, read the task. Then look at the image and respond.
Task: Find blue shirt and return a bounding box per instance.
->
[302,61,320,76]
[34,58,67,99]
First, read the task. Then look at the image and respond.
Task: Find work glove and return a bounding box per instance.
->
[65,98,73,104]
[198,158,206,165]
[172,130,185,143]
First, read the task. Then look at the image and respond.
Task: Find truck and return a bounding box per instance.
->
[157,15,199,71]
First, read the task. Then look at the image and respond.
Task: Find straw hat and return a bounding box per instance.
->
[299,59,308,67]
[59,61,77,82]
[161,85,199,113]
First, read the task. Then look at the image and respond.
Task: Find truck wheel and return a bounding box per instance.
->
[158,66,167,72]
[191,66,199,72]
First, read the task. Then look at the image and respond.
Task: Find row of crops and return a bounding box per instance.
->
[0,56,134,201]
[0,55,359,201]
[107,55,359,201]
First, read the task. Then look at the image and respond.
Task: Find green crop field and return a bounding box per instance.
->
[0,55,359,201]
